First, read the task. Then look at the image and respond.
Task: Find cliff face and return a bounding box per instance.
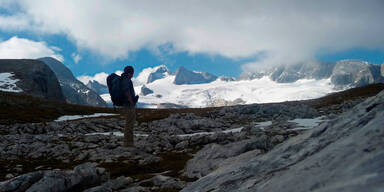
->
[38,57,107,107]
[0,59,65,102]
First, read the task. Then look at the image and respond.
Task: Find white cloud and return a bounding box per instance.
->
[77,70,122,85]
[71,52,81,63]
[0,36,64,61]
[1,0,384,69]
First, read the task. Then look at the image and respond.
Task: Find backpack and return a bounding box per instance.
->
[106,73,124,106]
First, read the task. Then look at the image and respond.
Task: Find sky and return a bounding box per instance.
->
[0,0,384,82]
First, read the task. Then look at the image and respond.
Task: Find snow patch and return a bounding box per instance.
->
[288,116,327,130]
[0,72,22,93]
[54,113,118,122]
[86,132,149,137]
[85,127,245,138]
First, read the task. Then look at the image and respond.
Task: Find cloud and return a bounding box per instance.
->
[1,0,384,70]
[71,52,81,63]
[77,70,122,85]
[0,36,64,61]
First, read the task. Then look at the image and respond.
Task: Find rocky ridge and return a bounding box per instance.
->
[238,60,384,88]
[38,57,107,107]
[182,90,384,192]
[86,80,108,95]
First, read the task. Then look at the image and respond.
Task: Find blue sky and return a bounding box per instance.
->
[0,1,383,80]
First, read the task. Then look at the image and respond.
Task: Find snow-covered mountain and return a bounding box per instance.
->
[174,66,217,85]
[98,60,384,108]
[239,60,384,86]
[38,57,107,107]
[134,65,172,85]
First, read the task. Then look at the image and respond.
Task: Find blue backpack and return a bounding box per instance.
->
[106,73,124,106]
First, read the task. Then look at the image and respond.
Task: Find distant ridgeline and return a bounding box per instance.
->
[135,60,384,88]
[0,58,107,107]
[238,60,384,88]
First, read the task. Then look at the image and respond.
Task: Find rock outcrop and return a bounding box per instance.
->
[217,76,236,82]
[174,66,217,85]
[0,59,65,102]
[38,57,107,107]
[140,85,154,96]
[182,90,384,192]
[207,98,246,107]
[0,163,109,192]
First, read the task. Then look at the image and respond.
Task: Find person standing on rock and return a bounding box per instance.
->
[121,66,139,147]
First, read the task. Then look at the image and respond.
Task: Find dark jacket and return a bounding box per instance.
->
[121,72,136,106]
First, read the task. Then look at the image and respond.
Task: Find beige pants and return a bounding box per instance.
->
[124,107,136,147]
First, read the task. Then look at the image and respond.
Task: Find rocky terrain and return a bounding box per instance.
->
[0,59,65,102]
[0,84,383,191]
[38,57,107,107]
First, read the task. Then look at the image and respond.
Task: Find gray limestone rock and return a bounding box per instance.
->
[0,171,44,192]
[184,138,269,179]
[182,90,384,192]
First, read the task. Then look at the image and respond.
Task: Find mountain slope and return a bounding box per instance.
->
[38,57,107,107]
[0,59,65,102]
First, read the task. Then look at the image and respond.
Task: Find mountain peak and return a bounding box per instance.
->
[147,65,171,83]
[174,66,217,85]
[38,57,75,80]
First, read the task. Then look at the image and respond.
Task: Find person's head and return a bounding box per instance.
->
[124,66,134,78]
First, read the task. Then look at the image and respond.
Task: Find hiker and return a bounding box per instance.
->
[121,66,138,147]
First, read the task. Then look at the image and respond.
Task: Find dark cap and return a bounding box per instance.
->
[124,66,134,74]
